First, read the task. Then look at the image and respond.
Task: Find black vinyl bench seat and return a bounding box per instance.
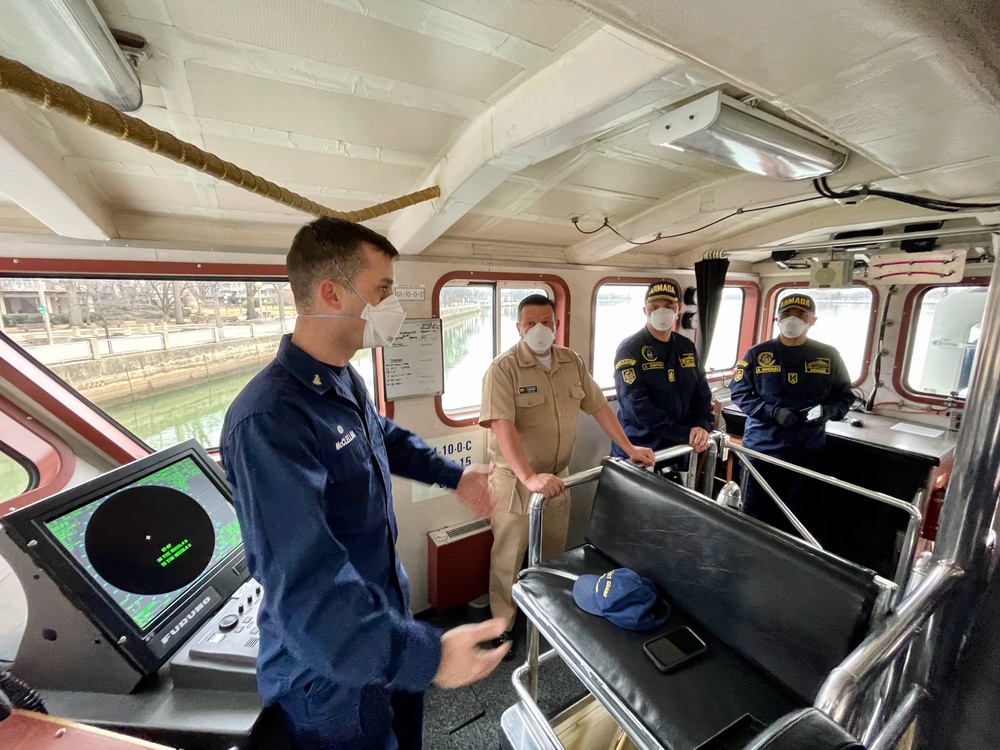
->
[511,460,883,750]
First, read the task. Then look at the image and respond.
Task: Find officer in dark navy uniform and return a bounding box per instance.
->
[729,293,853,529]
[221,218,509,750]
[613,280,714,469]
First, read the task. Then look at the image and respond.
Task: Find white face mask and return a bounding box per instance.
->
[778,316,809,339]
[303,275,406,348]
[648,308,676,332]
[523,323,556,354]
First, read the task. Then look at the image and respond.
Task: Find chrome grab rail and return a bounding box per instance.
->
[725,439,924,595]
[814,560,963,726]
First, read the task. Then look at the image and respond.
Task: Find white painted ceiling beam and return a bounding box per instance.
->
[388,27,724,253]
[564,160,892,265]
[0,103,115,241]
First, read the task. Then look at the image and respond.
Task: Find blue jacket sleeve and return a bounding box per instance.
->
[224,409,442,693]
[614,340,691,444]
[823,350,855,422]
[378,415,464,489]
[729,349,773,421]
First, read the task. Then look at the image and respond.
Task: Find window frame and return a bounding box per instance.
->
[432,271,571,427]
[763,280,879,387]
[0,258,391,459]
[893,277,990,405]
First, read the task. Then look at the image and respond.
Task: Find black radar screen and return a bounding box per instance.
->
[85,486,215,596]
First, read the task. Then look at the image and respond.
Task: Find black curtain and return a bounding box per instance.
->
[694,257,730,357]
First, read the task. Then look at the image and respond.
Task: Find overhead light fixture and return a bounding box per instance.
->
[0,0,142,112]
[649,91,847,181]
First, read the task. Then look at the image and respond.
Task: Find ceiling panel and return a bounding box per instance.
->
[526,188,651,222]
[468,218,582,245]
[166,0,523,101]
[565,156,701,200]
[420,0,589,50]
[186,64,466,156]
[48,117,179,170]
[475,181,534,211]
[90,173,202,211]
[214,183,394,231]
[201,136,423,195]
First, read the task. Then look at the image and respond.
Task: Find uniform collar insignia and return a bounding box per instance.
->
[313,374,322,386]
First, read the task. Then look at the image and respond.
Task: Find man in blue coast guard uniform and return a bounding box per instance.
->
[221,218,509,750]
[613,280,714,468]
[729,293,854,530]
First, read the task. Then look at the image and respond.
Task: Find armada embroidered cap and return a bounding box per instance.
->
[777,294,816,314]
[572,568,670,631]
[645,280,679,304]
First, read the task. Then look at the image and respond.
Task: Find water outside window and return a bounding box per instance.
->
[773,287,874,382]
[439,284,550,414]
[906,286,987,398]
[593,285,648,390]
[1,277,377,451]
[0,451,31,503]
[704,288,745,372]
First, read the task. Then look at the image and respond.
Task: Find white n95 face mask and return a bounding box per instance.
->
[523,324,556,354]
[648,308,677,332]
[778,317,808,339]
[360,294,406,348]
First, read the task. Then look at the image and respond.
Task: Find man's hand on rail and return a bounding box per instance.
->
[625,445,656,466]
[524,472,565,499]
[689,427,710,453]
[434,617,511,688]
[455,463,495,518]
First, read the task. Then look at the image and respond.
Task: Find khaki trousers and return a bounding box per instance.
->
[489,470,571,629]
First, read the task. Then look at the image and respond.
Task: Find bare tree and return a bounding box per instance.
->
[245,281,262,320]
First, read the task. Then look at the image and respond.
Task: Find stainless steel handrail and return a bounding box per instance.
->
[726,439,923,593]
[732,449,822,548]
[867,686,926,750]
[815,560,963,724]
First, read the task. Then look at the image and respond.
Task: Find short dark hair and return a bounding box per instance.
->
[286,218,399,309]
[517,294,556,319]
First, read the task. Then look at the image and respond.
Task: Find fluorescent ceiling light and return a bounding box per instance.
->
[0,0,141,112]
[649,91,847,181]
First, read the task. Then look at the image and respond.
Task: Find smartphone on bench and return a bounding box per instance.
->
[643,626,707,673]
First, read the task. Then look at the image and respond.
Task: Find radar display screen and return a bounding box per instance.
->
[43,457,241,630]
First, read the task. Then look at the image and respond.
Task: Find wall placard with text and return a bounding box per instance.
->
[382,318,444,400]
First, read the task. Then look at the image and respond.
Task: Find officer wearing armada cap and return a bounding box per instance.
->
[729,293,853,529]
[613,280,714,468]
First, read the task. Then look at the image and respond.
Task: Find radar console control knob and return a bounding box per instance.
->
[219,614,239,632]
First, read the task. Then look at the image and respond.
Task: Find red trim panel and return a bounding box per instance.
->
[0,395,78,513]
[431,271,571,427]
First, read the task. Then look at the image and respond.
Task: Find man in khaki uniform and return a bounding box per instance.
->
[480,294,655,639]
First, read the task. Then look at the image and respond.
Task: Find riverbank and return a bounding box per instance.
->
[51,335,283,406]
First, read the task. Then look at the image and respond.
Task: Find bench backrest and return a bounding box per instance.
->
[585,460,881,702]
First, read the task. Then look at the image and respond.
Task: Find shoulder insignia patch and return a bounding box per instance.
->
[622,368,636,385]
[615,358,637,369]
[737,360,749,367]
[641,345,658,362]
[679,353,696,368]
[805,357,831,374]
[733,368,744,382]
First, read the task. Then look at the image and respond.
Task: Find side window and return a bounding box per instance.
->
[439,281,552,415]
[905,285,988,398]
[0,449,32,502]
[1,277,378,451]
[773,286,874,382]
[593,284,648,390]
[704,287,746,372]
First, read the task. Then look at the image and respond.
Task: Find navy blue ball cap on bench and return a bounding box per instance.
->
[572,568,670,631]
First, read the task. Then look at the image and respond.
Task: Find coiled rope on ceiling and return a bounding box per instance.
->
[0,54,440,223]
